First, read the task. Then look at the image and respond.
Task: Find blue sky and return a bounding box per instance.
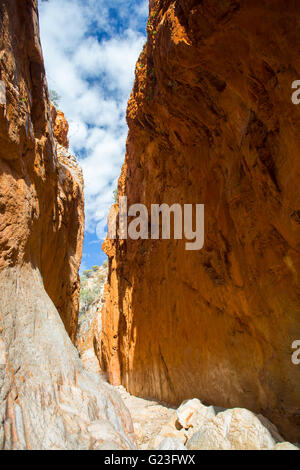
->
[38,0,148,271]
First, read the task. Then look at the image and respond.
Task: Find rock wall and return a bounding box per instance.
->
[48,104,84,342]
[101,0,300,441]
[76,264,108,376]
[0,0,135,449]
[0,0,83,341]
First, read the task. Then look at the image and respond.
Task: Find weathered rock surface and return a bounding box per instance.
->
[184,405,299,450]
[0,0,83,342]
[0,267,135,449]
[77,264,108,372]
[101,0,300,441]
[156,437,186,450]
[108,391,298,450]
[201,408,276,450]
[176,398,216,430]
[274,442,299,451]
[116,385,176,450]
[51,105,69,149]
[0,0,135,450]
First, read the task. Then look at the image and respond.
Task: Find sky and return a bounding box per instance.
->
[38,0,148,272]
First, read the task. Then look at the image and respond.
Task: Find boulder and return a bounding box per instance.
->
[176,398,215,430]
[156,437,187,451]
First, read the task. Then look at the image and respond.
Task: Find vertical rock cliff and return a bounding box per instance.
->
[101,0,300,441]
[0,0,82,342]
[0,0,135,449]
[48,104,84,343]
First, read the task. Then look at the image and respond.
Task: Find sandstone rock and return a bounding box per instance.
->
[115,385,176,450]
[217,408,275,450]
[187,426,231,451]
[0,0,83,343]
[156,437,186,451]
[96,441,123,451]
[151,419,187,449]
[186,408,275,450]
[256,413,285,443]
[176,398,215,430]
[0,267,135,450]
[0,0,135,450]
[51,105,69,149]
[274,442,299,450]
[101,0,300,441]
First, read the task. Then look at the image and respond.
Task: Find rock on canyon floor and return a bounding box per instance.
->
[112,387,300,451]
[77,265,299,451]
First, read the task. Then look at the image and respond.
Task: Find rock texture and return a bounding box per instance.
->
[0,267,135,450]
[77,264,108,376]
[108,392,298,450]
[49,104,84,342]
[0,0,135,449]
[0,0,83,342]
[116,385,176,450]
[102,0,300,441]
[51,105,69,149]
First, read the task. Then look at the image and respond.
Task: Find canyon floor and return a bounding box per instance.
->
[115,386,177,450]
[76,265,299,451]
[81,351,300,451]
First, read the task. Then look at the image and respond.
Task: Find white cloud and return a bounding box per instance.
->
[38,0,147,238]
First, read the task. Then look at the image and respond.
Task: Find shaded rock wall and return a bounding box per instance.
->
[0,0,83,342]
[0,0,135,449]
[101,0,300,441]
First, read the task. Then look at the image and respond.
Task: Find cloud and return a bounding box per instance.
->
[38,0,147,239]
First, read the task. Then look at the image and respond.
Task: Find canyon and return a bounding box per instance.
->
[0,0,299,451]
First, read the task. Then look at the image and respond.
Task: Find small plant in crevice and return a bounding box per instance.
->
[147,9,158,33]
[49,89,61,108]
[79,264,108,317]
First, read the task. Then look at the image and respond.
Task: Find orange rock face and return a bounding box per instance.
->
[102,0,300,440]
[0,0,84,342]
[51,105,69,149]
[0,2,137,450]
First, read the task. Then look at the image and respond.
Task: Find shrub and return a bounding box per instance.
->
[97,273,107,283]
[80,288,94,307]
[49,89,61,108]
[82,269,93,278]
